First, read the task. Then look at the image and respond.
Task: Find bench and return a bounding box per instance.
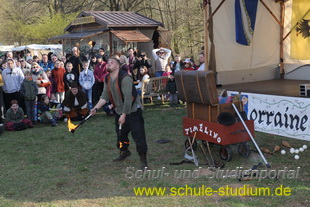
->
[140,76,169,106]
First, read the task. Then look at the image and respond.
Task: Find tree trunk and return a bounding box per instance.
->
[156,0,164,27]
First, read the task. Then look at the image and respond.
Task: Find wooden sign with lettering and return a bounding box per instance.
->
[183,117,254,145]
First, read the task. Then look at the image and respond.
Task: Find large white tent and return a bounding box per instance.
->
[11,44,63,59]
[206,0,310,84]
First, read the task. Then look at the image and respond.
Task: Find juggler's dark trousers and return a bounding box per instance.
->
[115,108,147,154]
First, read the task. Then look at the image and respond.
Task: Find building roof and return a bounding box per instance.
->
[66,11,163,31]
[110,30,151,42]
[50,31,106,40]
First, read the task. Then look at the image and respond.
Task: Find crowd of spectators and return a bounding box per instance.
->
[0,46,205,132]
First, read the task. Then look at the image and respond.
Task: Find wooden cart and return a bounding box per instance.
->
[175,71,254,162]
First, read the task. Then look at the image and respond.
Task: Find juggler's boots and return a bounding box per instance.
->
[139,153,148,170]
[113,149,131,161]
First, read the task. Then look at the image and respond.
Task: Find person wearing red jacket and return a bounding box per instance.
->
[51,60,66,103]
[183,58,196,71]
[93,55,107,105]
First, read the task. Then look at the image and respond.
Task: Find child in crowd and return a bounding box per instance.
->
[166,74,178,107]
[20,71,38,124]
[50,93,60,108]
[170,55,184,73]
[163,65,172,77]
[64,62,78,91]
[183,58,196,70]
[89,55,97,71]
[39,95,59,126]
[45,69,56,98]
[51,60,66,103]
[79,61,95,109]
[161,65,171,101]
[135,66,150,95]
[5,100,33,131]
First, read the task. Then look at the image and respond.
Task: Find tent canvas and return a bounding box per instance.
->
[11,44,63,59]
[206,0,310,85]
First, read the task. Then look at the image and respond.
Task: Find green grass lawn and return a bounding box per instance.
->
[0,103,309,207]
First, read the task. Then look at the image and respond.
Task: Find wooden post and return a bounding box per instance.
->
[62,39,64,56]
[260,0,281,26]
[280,2,285,79]
[204,0,210,71]
[109,31,113,56]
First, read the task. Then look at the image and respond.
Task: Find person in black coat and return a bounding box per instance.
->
[166,74,178,107]
[63,62,78,91]
[133,51,152,82]
[68,47,87,78]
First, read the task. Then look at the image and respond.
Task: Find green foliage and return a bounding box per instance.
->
[23,13,77,43]
[0,0,205,60]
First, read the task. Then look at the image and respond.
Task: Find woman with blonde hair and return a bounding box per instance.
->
[119,55,130,74]
[135,66,150,95]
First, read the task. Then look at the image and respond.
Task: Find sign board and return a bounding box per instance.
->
[72,16,95,26]
[228,92,310,141]
[182,117,253,145]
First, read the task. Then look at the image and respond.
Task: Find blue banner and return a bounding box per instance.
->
[235,0,259,46]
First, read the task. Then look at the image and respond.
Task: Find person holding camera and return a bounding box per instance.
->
[133,51,152,82]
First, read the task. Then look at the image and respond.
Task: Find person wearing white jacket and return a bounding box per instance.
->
[79,61,95,109]
[2,59,24,110]
[152,47,171,77]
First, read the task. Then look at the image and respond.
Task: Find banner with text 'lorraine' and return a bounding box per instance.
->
[290,0,310,60]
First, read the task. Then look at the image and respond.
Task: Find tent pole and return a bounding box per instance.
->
[206,0,226,24]
[259,0,281,26]
[109,31,113,56]
[204,0,210,71]
[280,2,285,79]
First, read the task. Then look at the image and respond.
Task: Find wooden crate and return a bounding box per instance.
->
[186,101,243,123]
[175,70,219,106]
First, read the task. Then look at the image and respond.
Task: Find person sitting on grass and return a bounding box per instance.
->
[62,82,89,121]
[39,95,60,126]
[5,100,33,131]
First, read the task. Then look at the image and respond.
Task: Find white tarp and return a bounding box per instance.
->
[11,44,63,58]
[11,44,62,51]
[0,45,14,52]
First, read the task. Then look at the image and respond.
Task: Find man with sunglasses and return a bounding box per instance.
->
[152,47,171,77]
[19,58,31,74]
